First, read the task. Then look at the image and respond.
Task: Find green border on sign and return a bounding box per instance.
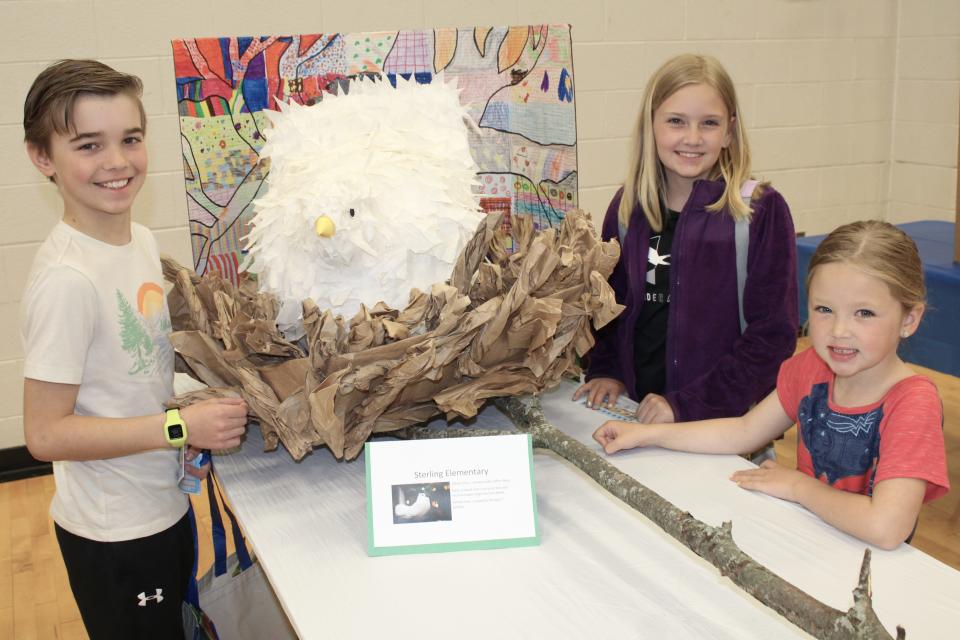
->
[365,435,540,556]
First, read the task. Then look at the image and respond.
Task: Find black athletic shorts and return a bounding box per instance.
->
[55,510,194,640]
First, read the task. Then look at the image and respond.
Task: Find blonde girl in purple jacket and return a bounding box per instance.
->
[574,54,798,426]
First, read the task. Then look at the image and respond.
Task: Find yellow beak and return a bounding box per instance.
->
[314,215,336,238]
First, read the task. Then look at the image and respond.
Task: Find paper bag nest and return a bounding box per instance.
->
[164,210,623,461]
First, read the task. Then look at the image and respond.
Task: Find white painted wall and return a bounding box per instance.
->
[887,0,960,223]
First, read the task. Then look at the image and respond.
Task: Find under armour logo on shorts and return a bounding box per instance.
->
[137,588,164,606]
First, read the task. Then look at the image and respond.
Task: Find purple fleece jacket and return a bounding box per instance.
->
[585,179,799,421]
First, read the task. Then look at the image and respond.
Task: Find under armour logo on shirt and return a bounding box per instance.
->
[137,588,164,606]
[647,236,670,285]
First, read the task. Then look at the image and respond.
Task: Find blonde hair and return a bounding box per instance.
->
[807,220,926,311]
[620,54,752,232]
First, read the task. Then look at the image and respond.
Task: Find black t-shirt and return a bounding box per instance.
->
[633,209,680,398]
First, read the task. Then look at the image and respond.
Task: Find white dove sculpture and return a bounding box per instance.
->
[394,491,432,519]
[245,75,483,321]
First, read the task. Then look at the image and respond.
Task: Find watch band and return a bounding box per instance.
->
[164,408,188,448]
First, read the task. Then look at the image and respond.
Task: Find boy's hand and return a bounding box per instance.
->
[183,446,211,480]
[636,393,674,424]
[573,377,626,408]
[592,420,647,454]
[180,397,248,450]
[730,460,808,502]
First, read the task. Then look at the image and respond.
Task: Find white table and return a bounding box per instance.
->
[213,381,960,639]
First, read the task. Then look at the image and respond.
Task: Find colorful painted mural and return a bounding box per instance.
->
[172,25,577,280]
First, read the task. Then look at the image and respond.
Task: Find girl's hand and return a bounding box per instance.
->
[593,420,648,454]
[730,460,809,502]
[636,393,675,424]
[573,378,626,408]
[184,446,211,480]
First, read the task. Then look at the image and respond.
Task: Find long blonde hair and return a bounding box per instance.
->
[620,54,752,232]
[807,220,926,311]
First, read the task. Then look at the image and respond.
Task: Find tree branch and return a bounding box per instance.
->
[397,396,902,640]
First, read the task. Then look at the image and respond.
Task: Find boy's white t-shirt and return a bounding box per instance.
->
[21,221,187,542]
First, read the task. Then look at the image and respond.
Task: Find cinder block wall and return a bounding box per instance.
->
[0,0,957,449]
[887,0,960,223]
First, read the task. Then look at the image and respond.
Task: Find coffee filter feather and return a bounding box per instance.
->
[244,75,483,322]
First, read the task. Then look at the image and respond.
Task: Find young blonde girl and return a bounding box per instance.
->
[594,221,950,549]
[574,54,797,426]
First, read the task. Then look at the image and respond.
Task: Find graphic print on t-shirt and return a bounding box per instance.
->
[646,235,670,286]
[116,282,173,377]
[797,382,882,492]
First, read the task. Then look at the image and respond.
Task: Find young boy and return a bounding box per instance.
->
[21,59,248,638]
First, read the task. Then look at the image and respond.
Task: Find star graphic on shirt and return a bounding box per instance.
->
[647,236,670,285]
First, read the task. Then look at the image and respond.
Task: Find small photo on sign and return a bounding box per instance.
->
[392,482,452,524]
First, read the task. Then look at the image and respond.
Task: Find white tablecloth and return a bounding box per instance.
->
[210,380,960,639]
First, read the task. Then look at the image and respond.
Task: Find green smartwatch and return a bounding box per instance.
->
[163,408,187,448]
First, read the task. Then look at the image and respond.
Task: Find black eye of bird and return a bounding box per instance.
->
[349,208,356,217]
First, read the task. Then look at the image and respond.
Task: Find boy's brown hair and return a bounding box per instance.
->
[23,59,146,156]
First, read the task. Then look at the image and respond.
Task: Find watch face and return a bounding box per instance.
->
[168,424,184,440]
